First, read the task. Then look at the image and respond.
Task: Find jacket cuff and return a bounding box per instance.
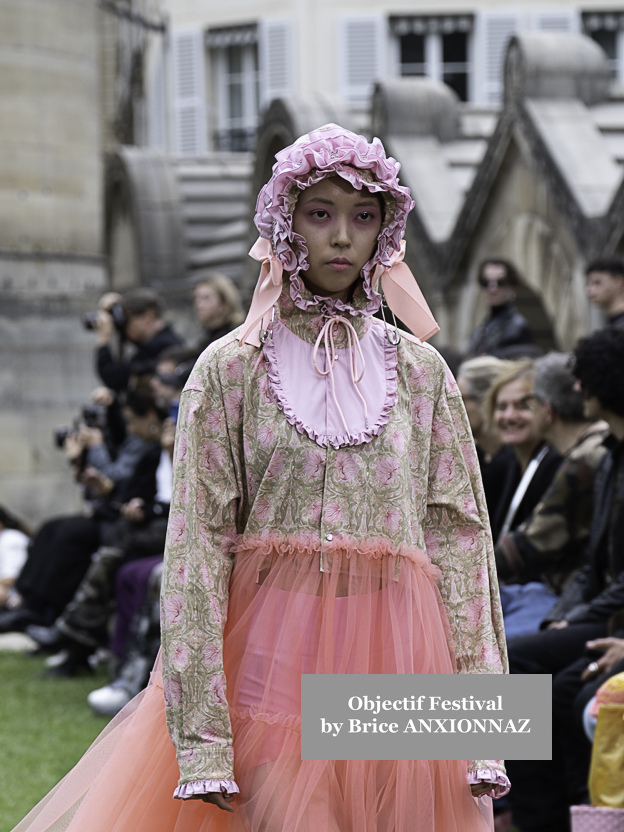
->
[174,780,239,800]
[176,746,235,784]
[467,769,511,798]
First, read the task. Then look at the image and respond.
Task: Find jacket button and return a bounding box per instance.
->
[326,533,333,541]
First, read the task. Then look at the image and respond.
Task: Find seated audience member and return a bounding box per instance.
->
[193,272,245,353]
[150,345,198,417]
[0,506,31,608]
[486,359,562,544]
[468,259,534,357]
[506,327,624,832]
[27,354,193,675]
[586,258,624,329]
[0,393,165,633]
[457,356,515,521]
[581,649,624,741]
[495,353,609,639]
[94,288,184,392]
[87,557,163,715]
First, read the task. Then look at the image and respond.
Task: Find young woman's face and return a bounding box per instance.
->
[493,378,547,448]
[194,284,224,327]
[292,177,383,301]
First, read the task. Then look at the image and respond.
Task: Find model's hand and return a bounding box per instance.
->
[470,782,494,798]
[194,792,236,812]
[547,620,569,630]
[583,637,624,680]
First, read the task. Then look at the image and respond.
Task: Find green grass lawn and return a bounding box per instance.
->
[0,651,111,832]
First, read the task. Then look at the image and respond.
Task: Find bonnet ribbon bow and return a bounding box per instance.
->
[376,241,439,342]
[238,238,284,347]
[239,238,440,347]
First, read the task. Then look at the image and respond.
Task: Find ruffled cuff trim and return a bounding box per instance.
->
[174,780,240,800]
[467,770,511,799]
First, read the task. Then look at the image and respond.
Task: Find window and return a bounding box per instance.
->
[390,16,473,102]
[207,25,259,152]
[340,17,384,103]
[172,29,207,156]
[583,12,624,79]
[443,31,470,102]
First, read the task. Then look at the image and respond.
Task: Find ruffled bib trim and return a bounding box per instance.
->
[262,319,398,449]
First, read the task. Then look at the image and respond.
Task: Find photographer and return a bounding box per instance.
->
[26,353,196,679]
[92,289,183,392]
[0,393,165,634]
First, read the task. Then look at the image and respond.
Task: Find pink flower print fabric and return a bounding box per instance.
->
[161,324,508,790]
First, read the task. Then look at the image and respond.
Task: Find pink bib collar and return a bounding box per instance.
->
[262,318,398,449]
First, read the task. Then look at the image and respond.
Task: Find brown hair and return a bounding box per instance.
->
[478,258,522,288]
[194,272,244,327]
[121,288,164,319]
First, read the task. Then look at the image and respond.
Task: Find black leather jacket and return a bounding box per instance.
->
[468,303,533,357]
[544,435,624,626]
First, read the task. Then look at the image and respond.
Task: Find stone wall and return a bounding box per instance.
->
[0,0,106,528]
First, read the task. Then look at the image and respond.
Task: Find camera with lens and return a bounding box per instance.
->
[83,302,126,334]
[53,403,109,449]
[53,425,75,448]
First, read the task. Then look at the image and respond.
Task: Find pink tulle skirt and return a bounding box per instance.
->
[13,541,494,832]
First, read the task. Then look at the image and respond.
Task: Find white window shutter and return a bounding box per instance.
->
[475,12,524,105]
[172,29,207,156]
[340,16,385,104]
[147,45,167,150]
[259,20,292,109]
[531,11,580,33]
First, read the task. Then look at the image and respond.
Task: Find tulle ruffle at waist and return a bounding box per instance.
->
[229,532,441,583]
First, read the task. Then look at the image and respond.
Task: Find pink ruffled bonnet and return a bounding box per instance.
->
[254,123,414,317]
[239,123,439,347]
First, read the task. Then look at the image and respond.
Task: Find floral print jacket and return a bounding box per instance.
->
[161,290,508,792]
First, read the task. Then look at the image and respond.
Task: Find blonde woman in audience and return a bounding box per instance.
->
[457,356,514,521]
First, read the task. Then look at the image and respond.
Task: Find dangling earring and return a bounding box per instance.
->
[380,292,401,345]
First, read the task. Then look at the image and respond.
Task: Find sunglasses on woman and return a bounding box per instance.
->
[479,276,510,288]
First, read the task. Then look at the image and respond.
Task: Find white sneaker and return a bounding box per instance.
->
[87,682,132,715]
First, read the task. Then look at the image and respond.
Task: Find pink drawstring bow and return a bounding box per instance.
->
[312,315,368,441]
[238,237,439,347]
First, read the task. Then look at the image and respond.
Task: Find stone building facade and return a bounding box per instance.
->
[4,0,624,525]
[0,0,106,525]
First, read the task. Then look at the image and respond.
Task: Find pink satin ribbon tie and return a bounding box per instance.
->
[312,315,369,440]
[239,238,285,347]
[240,238,439,348]
[377,241,439,342]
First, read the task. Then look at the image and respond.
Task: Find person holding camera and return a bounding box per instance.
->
[0,393,166,635]
[92,288,184,392]
[25,352,197,680]
[468,259,534,357]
